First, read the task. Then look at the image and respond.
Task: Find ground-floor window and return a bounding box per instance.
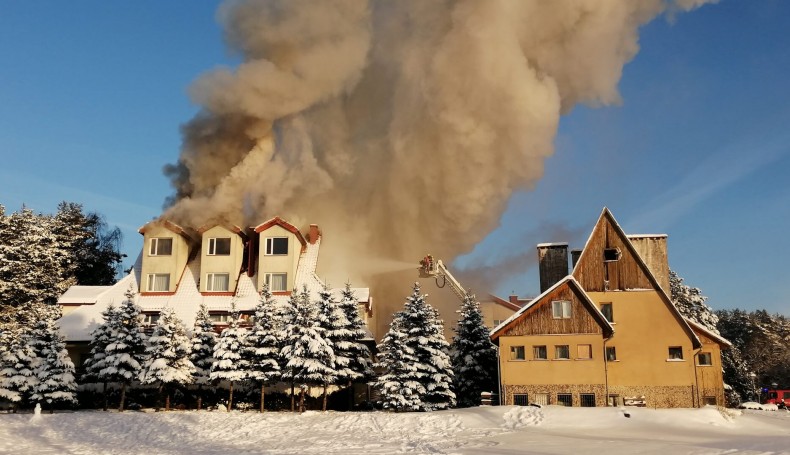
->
[513,394,529,406]
[580,393,596,407]
[534,393,549,406]
[557,393,572,407]
[608,394,620,406]
[702,396,717,406]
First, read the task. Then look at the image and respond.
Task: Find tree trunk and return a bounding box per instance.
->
[156,383,163,411]
[322,383,328,411]
[228,381,234,411]
[347,380,354,411]
[261,383,266,412]
[102,381,108,411]
[165,390,171,412]
[196,384,203,411]
[49,401,54,414]
[299,387,305,413]
[290,382,295,412]
[119,382,127,412]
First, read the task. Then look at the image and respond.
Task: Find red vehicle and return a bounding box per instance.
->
[765,389,790,407]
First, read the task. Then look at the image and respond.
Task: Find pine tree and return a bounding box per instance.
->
[375,283,455,411]
[0,329,39,409]
[210,301,249,410]
[669,270,719,333]
[375,317,423,411]
[334,283,373,394]
[280,291,300,411]
[29,311,77,412]
[451,291,497,407]
[140,307,195,411]
[246,284,282,412]
[315,285,344,410]
[100,286,147,412]
[190,303,217,410]
[281,286,335,412]
[82,303,117,410]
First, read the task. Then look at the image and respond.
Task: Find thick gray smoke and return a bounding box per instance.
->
[165,0,713,335]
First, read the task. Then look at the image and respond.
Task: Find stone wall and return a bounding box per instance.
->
[504,383,699,408]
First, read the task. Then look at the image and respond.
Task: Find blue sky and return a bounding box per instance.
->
[1,1,788,315]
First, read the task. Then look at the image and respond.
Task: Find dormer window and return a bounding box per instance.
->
[208,238,231,256]
[603,247,621,262]
[265,273,287,292]
[265,237,288,255]
[149,237,173,256]
[206,273,230,292]
[146,273,170,292]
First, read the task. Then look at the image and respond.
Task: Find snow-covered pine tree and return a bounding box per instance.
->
[100,286,147,412]
[140,307,195,411]
[376,283,455,411]
[450,291,497,407]
[190,303,216,410]
[281,286,335,412]
[29,311,77,412]
[0,329,38,409]
[280,290,300,411]
[246,284,282,412]
[82,303,117,410]
[669,270,719,333]
[315,285,345,410]
[374,316,423,411]
[334,283,373,397]
[210,301,249,410]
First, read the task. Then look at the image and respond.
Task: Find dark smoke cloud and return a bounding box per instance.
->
[164,0,714,336]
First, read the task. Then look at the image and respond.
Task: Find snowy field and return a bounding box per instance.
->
[2,406,790,455]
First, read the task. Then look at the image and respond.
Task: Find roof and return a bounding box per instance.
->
[536,242,569,248]
[489,275,614,341]
[572,207,702,349]
[627,234,668,239]
[685,318,732,348]
[57,286,112,305]
[252,216,307,247]
[138,219,199,242]
[487,294,527,312]
[196,223,248,239]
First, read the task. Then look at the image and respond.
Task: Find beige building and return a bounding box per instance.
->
[491,208,730,408]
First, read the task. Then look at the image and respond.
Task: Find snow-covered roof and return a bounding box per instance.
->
[536,242,569,248]
[57,286,113,305]
[59,232,371,342]
[627,234,668,239]
[684,318,732,348]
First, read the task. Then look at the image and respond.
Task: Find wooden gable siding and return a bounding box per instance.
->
[502,283,602,336]
[574,215,653,292]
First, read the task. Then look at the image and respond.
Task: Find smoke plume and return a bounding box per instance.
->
[164,0,713,335]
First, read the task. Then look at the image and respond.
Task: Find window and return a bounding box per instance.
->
[552,300,572,319]
[264,273,287,292]
[146,273,170,292]
[149,237,173,256]
[533,345,547,360]
[557,394,572,407]
[697,352,712,366]
[668,347,684,360]
[600,303,613,322]
[784,391,790,400]
[533,393,549,406]
[510,345,526,361]
[493,319,503,327]
[603,247,621,262]
[208,313,231,324]
[580,394,596,407]
[702,396,717,406]
[141,313,160,325]
[608,394,620,407]
[513,394,529,406]
[265,237,288,255]
[208,237,231,255]
[606,346,617,361]
[555,345,570,360]
[577,344,592,360]
[206,273,230,292]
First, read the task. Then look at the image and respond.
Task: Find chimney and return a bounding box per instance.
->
[308,224,321,245]
[570,249,582,270]
[537,243,569,293]
[627,234,669,293]
[509,295,519,304]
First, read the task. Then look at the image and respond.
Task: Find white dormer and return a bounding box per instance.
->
[252,217,307,293]
[138,220,197,294]
[197,224,247,294]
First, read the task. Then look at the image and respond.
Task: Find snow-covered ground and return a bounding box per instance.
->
[2,406,790,455]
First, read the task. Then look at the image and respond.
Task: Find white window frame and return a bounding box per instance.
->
[552,300,572,319]
[207,237,231,256]
[208,312,231,324]
[206,272,230,292]
[668,346,684,361]
[141,313,160,325]
[697,352,713,366]
[149,237,173,256]
[264,272,287,292]
[533,345,548,360]
[265,237,289,255]
[554,345,570,360]
[146,273,170,292]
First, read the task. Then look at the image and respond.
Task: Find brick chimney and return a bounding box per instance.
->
[537,243,569,293]
[308,224,321,245]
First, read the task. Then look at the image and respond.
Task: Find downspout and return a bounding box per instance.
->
[604,334,613,406]
[496,345,503,406]
[693,347,702,408]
